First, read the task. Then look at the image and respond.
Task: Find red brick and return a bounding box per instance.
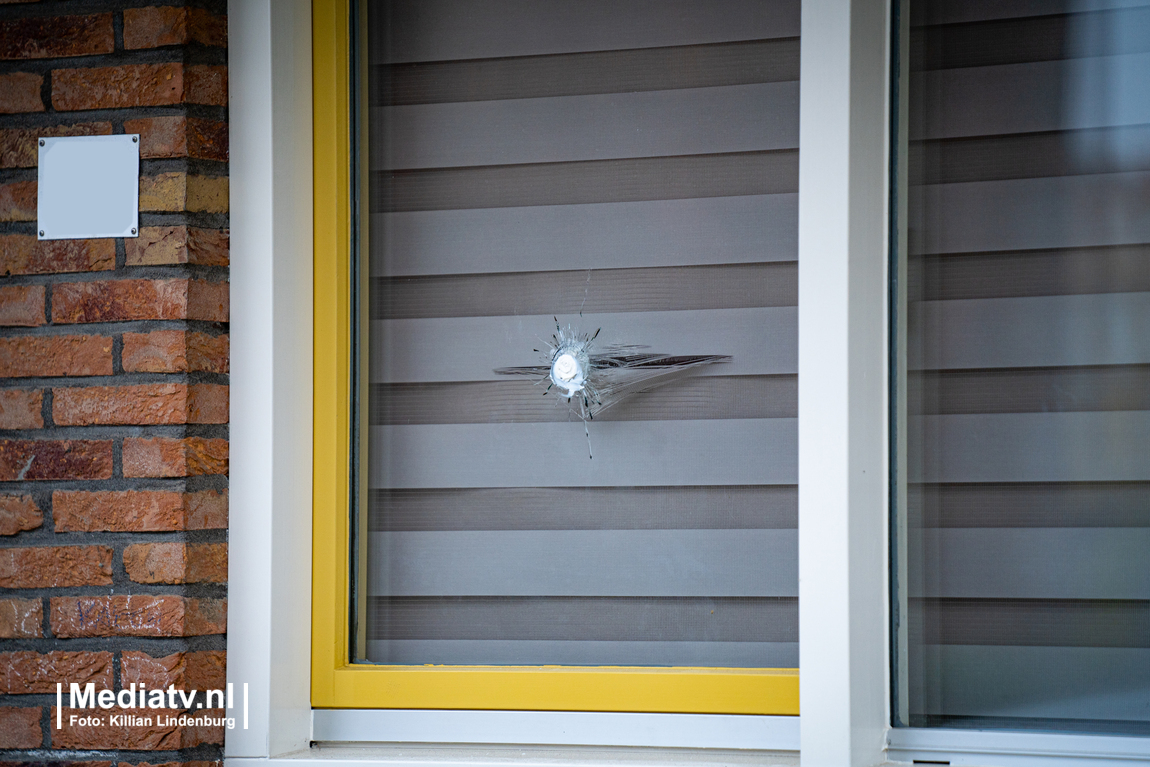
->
[0,14,114,60]
[125,115,186,158]
[0,598,42,638]
[122,437,228,478]
[122,115,228,162]
[0,285,45,326]
[50,596,227,638]
[188,280,229,321]
[52,706,224,750]
[53,383,228,426]
[186,489,228,529]
[124,542,227,584]
[186,65,227,106]
[0,122,113,169]
[187,117,228,161]
[0,494,42,535]
[52,63,184,111]
[123,7,226,50]
[121,650,225,692]
[0,179,35,221]
[0,388,42,429]
[52,279,227,323]
[124,6,190,49]
[52,490,227,532]
[188,384,228,423]
[0,234,115,275]
[189,7,228,46]
[125,226,229,266]
[0,72,43,113]
[0,706,41,748]
[187,332,229,373]
[0,335,112,377]
[188,228,229,265]
[0,545,112,588]
[0,651,112,694]
[122,330,186,372]
[0,440,113,481]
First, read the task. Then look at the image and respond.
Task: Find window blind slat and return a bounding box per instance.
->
[371,194,797,276]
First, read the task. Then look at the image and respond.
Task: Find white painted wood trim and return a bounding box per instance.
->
[226,0,315,757]
[313,710,800,751]
[796,0,892,765]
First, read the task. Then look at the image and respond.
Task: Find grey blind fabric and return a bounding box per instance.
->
[365,0,799,668]
[905,0,1150,733]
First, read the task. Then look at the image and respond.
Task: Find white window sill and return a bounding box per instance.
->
[227,742,798,767]
[887,726,1150,766]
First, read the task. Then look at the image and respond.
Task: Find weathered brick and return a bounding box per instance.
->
[140,173,229,213]
[50,596,227,638]
[0,335,112,377]
[0,179,36,221]
[188,227,229,265]
[125,227,229,266]
[122,330,185,373]
[0,545,113,588]
[0,14,114,60]
[52,63,183,111]
[122,438,228,478]
[0,706,41,748]
[53,384,228,426]
[188,7,228,46]
[51,279,227,323]
[125,115,186,158]
[51,706,224,750]
[0,494,42,535]
[0,598,42,638]
[186,65,228,106]
[121,650,225,692]
[125,226,185,265]
[0,122,113,169]
[187,332,229,373]
[186,489,228,529]
[187,280,229,322]
[0,235,115,275]
[0,651,112,694]
[0,440,113,481]
[123,6,190,49]
[124,542,227,584]
[138,172,184,212]
[0,72,43,113]
[52,489,227,532]
[0,285,45,326]
[188,384,228,423]
[188,175,229,212]
[0,388,43,429]
[187,117,229,161]
[124,115,228,161]
[124,7,227,50]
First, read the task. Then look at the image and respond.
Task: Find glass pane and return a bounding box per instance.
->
[361,1,801,667]
[899,0,1150,734]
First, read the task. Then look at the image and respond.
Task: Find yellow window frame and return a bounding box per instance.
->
[310,0,800,714]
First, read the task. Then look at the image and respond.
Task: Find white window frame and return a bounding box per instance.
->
[223,0,1150,764]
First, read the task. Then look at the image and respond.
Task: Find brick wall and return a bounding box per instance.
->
[0,1,228,764]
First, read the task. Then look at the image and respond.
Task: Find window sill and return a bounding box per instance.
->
[311,709,799,751]
[886,726,1150,766]
[228,741,799,767]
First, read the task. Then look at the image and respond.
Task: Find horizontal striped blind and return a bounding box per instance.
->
[905,0,1150,733]
[365,0,799,668]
